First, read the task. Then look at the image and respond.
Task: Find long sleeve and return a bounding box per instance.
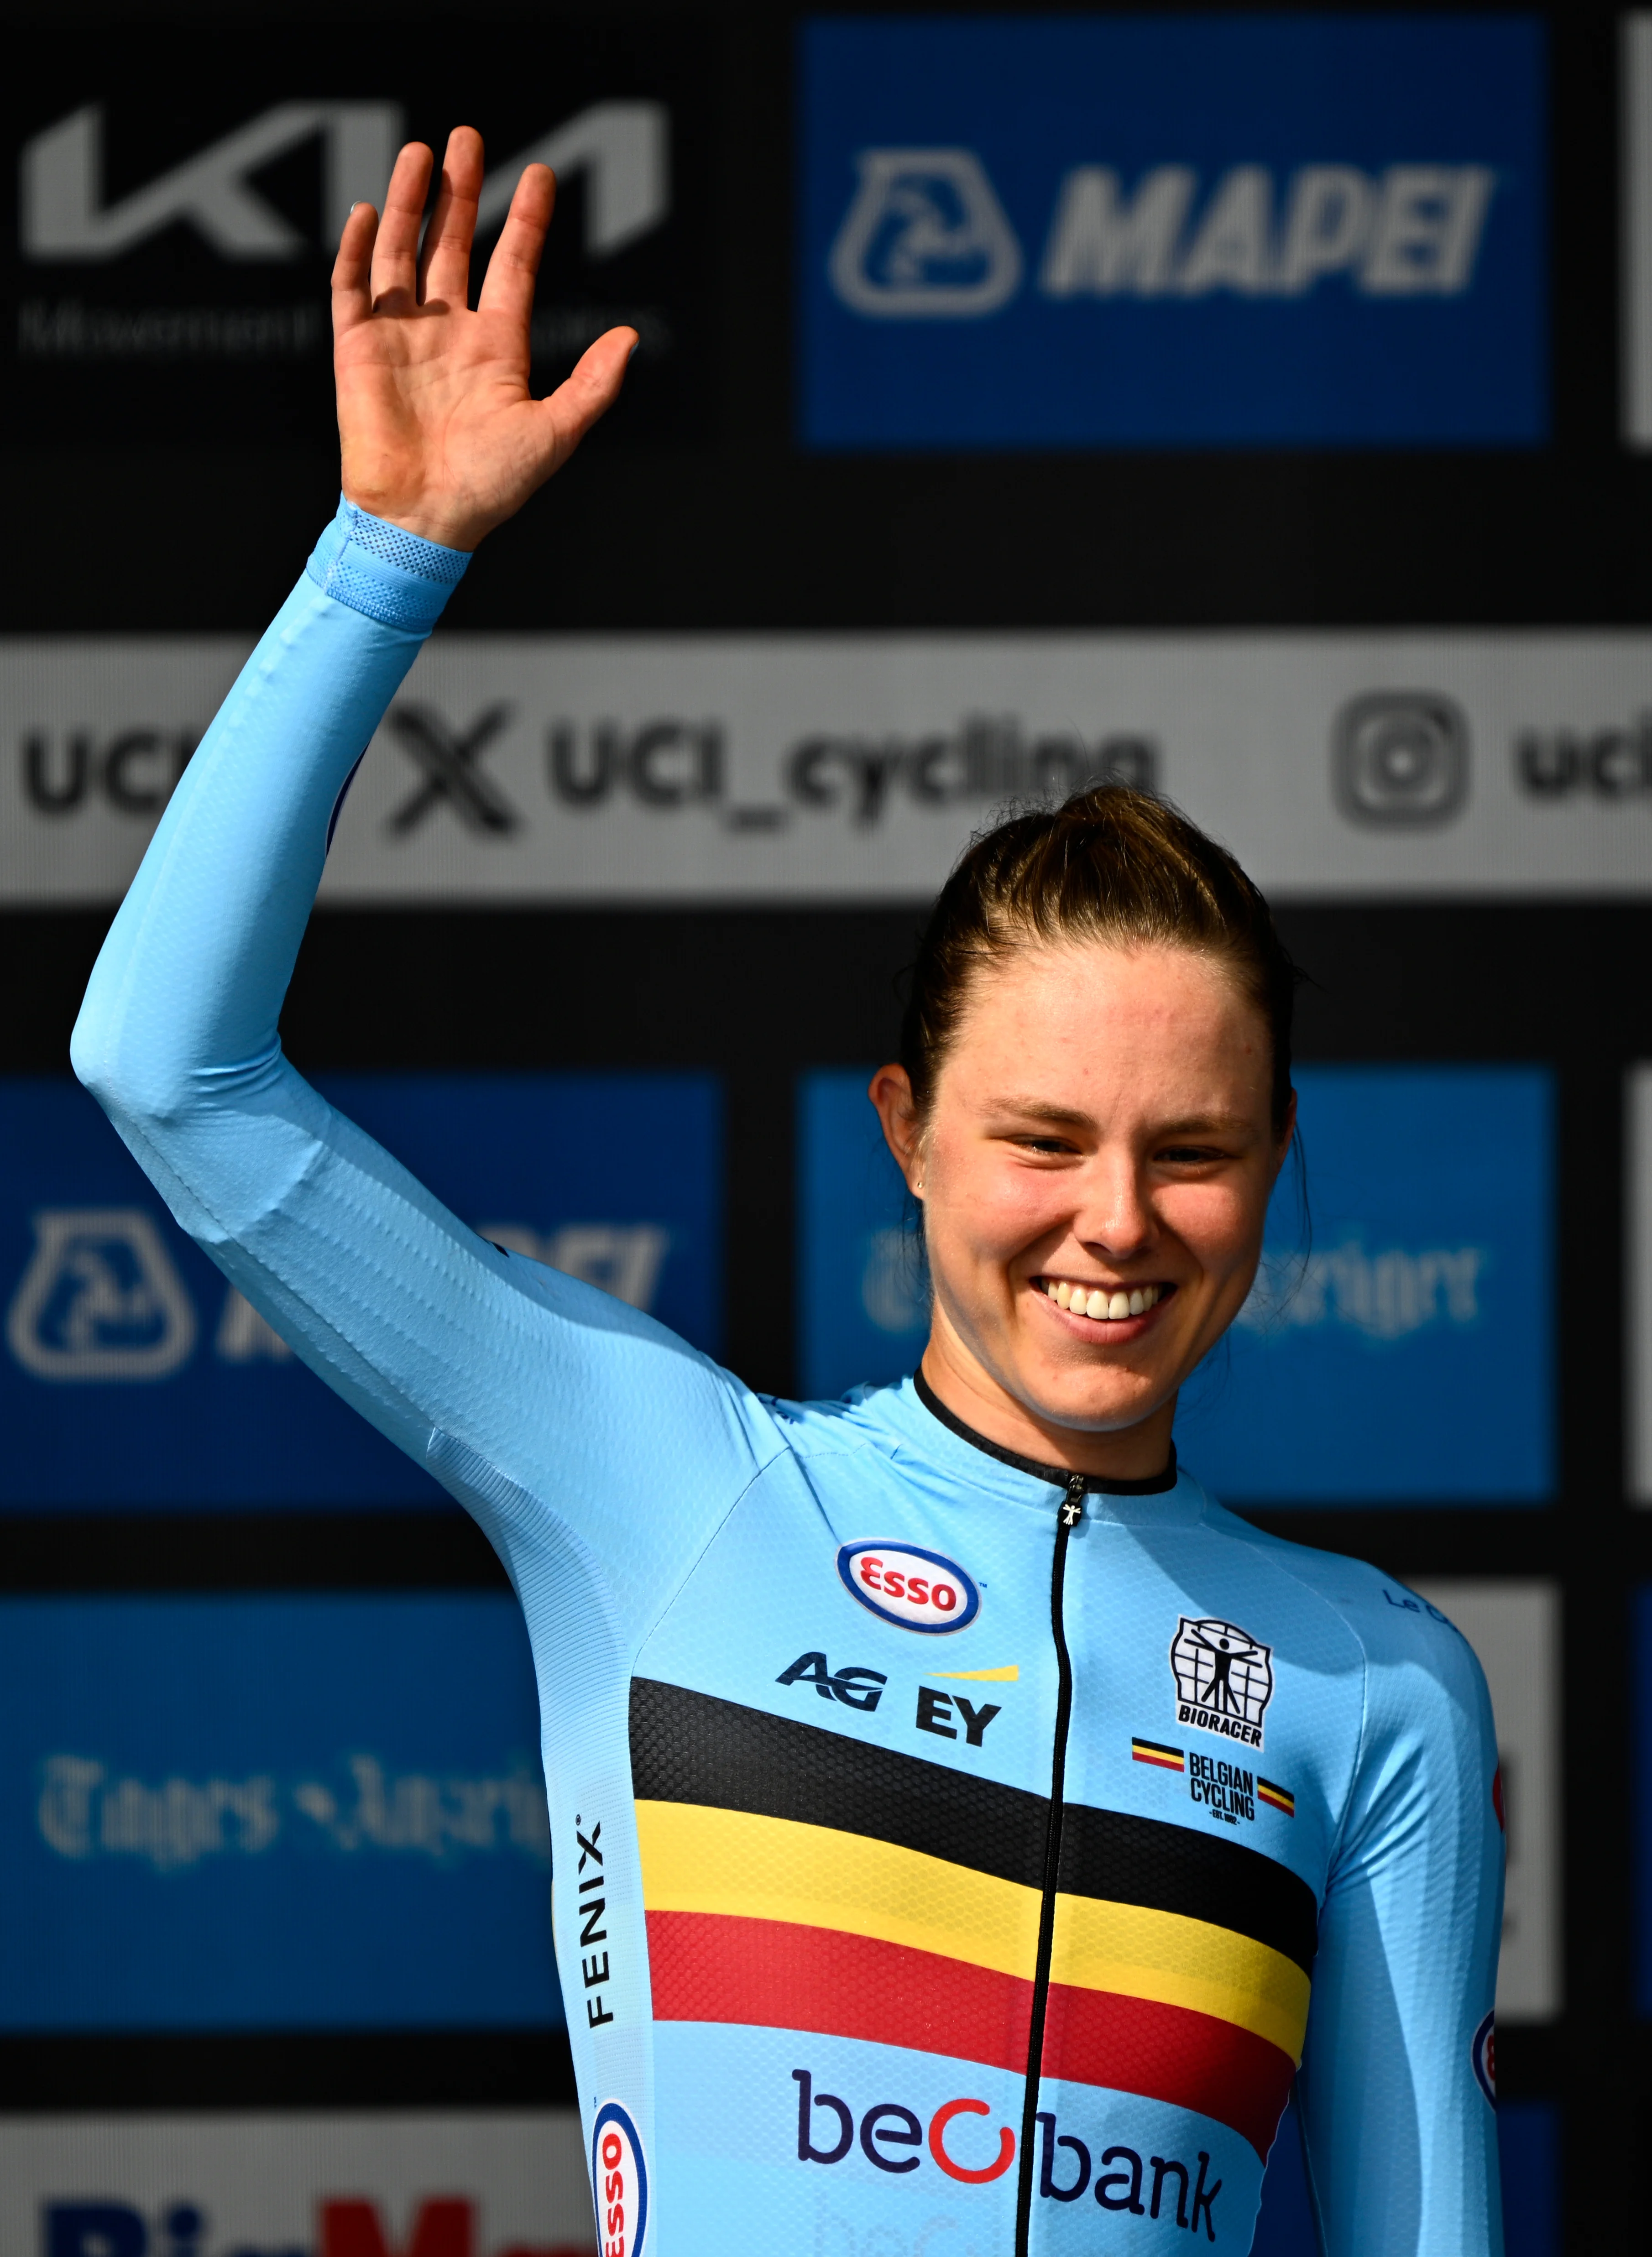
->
[72,501,774,1639]
[1294,1598,1506,2255]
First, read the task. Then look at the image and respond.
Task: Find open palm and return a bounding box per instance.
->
[333,126,635,552]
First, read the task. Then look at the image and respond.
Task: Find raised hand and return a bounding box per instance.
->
[332,126,636,552]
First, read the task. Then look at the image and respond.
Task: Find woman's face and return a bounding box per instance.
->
[871,940,1294,1473]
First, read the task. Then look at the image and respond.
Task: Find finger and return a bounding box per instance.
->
[331,201,379,336]
[370,141,434,309]
[540,325,638,462]
[418,125,485,307]
[476,162,556,328]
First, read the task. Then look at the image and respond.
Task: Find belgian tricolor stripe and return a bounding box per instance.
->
[1257,1777,1296,1818]
[1132,1737,1186,1772]
[631,1680,1318,2159]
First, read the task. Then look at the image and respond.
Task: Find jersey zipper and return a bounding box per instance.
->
[1014,1469,1084,2257]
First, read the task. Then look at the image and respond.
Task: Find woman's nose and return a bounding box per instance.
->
[1072,1156,1155,1258]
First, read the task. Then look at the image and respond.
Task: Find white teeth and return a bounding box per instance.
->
[1044,1280,1163,1323]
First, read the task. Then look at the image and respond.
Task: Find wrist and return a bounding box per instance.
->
[340,486,485,554]
[305,496,471,634]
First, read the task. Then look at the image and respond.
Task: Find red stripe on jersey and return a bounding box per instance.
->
[646,1909,1291,2157]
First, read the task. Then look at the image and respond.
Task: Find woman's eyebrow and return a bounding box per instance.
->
[991,1098,1095,1127]
[989,1100,1256,1136]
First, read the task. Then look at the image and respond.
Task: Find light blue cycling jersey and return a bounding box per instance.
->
[73,500,1506,2257]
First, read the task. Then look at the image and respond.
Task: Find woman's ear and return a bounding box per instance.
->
[868,1064,925,1194]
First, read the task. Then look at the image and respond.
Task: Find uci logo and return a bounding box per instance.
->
[838,1541,980,1633]
[591,2101,648,2257]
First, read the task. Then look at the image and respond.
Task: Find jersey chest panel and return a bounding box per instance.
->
[623,1452,1362,2250]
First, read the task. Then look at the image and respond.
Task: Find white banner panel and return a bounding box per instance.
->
[1409,1579,1562,2022]
[9,630,1652,903]
[0,2110,594,2257]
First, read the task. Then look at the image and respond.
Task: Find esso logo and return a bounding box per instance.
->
[591,2100,648,2257]
[838,1542,980,1634]
[1470,2011,1496,2109]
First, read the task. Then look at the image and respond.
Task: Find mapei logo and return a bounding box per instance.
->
[591,2101,648,2257]
[838,1541,980,1633]
[19,100,668,263]
[829,152,1496,319]
[1169,1617,1275,1751]
[6,1208,196,1380]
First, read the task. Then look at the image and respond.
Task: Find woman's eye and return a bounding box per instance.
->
[1159,1144,1223,1165]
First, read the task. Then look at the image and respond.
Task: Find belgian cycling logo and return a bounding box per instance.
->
[828,150,1023,318]
[1170,1617,1275,1750]
[838,1541,980,1633]
[591,2100,648,2257]
[1470,2011,1496,2108]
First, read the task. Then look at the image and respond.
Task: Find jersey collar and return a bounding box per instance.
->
[913,1368,1178,1495]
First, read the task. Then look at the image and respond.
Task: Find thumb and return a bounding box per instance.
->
[541,325,638,461]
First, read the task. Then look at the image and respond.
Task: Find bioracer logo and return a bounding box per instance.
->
[591,2101,648,2257]
[838,1542,980,1633]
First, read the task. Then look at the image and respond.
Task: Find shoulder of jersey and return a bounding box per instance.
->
[761,1383,904,1459]
[1195,1488,1475,1659]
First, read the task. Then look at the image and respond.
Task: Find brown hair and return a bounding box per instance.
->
[900,785,1301,1135]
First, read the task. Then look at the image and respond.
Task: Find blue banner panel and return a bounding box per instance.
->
[0,1073,721,1508]
[799,13,1547,448]
[0,1594,558,2030]
[1177,1066,1552,1503]
[798,1069,925,1402]
[798,1065,1551,1504]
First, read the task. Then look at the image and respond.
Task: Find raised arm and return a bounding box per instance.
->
[72,131,771,1623]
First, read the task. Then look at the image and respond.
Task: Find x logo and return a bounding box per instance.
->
[386,702,521,835]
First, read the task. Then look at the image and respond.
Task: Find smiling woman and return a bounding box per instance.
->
[71,123,1506,2257]
[871,789,1300,1481]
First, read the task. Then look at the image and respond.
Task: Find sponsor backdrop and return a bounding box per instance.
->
[798,13,1547,449]
[17,631,1652,904]
[801,1064,1553,1505]
[0,1595,556,2029]
[6,1,1651,2251]
[0,2113,594,2257]
[0,1072,719,1506]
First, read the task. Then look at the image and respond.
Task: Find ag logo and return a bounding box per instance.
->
[591,2100,648,2257]
[6,1208,196,1380]
[838,1542,980,1633]
[828,149,1022,317]
[1170,1616,1275,1750]
[1471,2010,1495,2108]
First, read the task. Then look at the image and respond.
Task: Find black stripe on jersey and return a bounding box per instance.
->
[631,1675,1050,1890]
[629,1677,1320,1971]
[1059,1804,1319,1975]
